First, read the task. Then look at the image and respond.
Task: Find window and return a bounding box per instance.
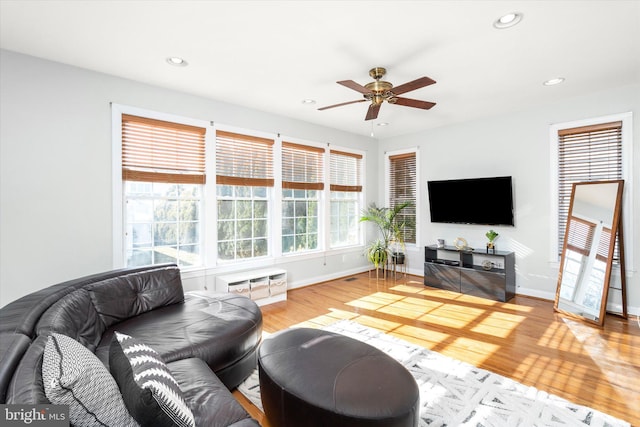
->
[560,216,608,314]
[281,142,324,254]
[114,105,368,270]
[216,130,274,261]
[387,151,417,245]
[330,150,363,248]
[121,114,206,268]
[556,121,622,257]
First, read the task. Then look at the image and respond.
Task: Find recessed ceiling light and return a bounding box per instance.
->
[493,12,523,29]
[377,122,389,127]
[166,57,188,67]
[301,99,316,105]
[543,77,565,86]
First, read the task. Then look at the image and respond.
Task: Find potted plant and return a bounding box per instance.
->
[360,202,411,272]
[366,239,388,269]
[486,229,499,253]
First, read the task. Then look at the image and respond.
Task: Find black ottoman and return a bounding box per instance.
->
[258,327,419,427]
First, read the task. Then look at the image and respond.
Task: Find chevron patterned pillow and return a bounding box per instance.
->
[109,332,196,427]
[42,333,139,427]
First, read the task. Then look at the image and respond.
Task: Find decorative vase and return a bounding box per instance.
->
[392,252,405,265]
[486,242,496,254]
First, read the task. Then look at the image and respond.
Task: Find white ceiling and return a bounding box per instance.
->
[1,1,639,138]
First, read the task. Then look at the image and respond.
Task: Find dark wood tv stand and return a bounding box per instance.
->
[424,245,515,302]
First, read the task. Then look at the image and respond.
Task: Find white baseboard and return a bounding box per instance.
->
[515,286,555,301]
[287,266,370,290]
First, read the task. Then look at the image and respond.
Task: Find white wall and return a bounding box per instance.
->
[0,49,376,306]
[379,84,640,314]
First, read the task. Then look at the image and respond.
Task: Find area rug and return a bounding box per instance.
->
[238,320,630,427]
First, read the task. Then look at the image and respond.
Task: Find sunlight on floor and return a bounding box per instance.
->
[256,274,639,424]
[341,286,529,363]
[563,318,639,403]
[470,311,526,338]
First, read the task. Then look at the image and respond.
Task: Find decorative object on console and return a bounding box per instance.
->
[481,260,493,271]
[485,229,499,254]
[437,238,445,248]
[453,237,468,251]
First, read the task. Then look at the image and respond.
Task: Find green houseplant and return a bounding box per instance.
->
[486,229,499,251]
[360,202,411,272]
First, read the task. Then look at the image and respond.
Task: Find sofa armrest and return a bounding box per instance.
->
[0,333,31,403]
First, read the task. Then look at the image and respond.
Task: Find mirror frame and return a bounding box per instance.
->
[553,179,626,326]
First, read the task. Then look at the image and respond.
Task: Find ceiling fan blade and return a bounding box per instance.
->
[338,80,372,94]
[391,76,436,95]
[318,99,367,111]
[393,97,436,110]
[365,103,381,121]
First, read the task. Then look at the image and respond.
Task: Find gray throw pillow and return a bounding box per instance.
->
[42,333,139,427]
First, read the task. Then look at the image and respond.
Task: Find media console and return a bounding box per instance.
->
[424,245,515,302]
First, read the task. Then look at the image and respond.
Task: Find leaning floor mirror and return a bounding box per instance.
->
[554,180,627,326]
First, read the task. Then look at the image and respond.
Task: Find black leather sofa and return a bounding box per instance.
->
[0,264,262,426]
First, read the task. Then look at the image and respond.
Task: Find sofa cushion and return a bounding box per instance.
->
[87,266,184,329]
[168,358,261,427]
[110,332,195,427]
[95,292,262,390]
[35,289,105,351]
[42,333,138,427]
[0,265,171,337]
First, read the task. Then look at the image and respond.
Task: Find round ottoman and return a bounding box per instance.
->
[258,327,419,427]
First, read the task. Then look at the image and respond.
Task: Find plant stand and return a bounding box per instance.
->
[391,252,406,279]
[368,262,387,280]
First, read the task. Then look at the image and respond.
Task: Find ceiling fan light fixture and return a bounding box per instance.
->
[493,12,523,29]
[301,99,316,105]
[318,67,436,121]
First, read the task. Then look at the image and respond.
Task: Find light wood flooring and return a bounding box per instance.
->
[232,272,640,426]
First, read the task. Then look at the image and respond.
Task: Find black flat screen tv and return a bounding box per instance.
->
[427,176,514,226]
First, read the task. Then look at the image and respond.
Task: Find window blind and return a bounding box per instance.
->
[557,121,622,256]
[121,114,206,184]
[282,142,325,190]
[330,150,362,192]
[216,130,274,187]
[565,216,595,256]
[596,227,612,262]
[389,152,417,244]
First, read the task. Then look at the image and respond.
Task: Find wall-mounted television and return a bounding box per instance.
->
[427,176,514,226]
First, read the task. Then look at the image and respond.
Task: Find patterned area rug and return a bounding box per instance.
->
[238,320,630,427]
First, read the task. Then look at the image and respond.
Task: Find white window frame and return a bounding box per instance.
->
[213,124,277,265]
[385,147,420,249]
[549,112,633,271]
[111,103,211,270]
[328,144,366,250]
[112,105,368,272]
[278,135,327,256]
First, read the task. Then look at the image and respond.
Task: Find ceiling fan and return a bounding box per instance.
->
[318,67,436,121]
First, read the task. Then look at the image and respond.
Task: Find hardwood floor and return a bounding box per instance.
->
[232,272,640,426]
